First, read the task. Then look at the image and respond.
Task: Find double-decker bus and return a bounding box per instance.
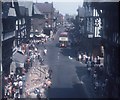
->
[59,32,69,47]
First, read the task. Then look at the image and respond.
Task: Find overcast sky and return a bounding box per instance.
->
[34,0,83,15]
[53,2,83,15]
[18,0,83,15]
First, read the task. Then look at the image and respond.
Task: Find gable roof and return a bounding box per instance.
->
[33,3,43,15]
[35,2,53,13]
[18,1,33,16]
[78,7,85,17]
[2,2,16,18]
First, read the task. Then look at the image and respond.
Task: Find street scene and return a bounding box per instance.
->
[0,0,120,99]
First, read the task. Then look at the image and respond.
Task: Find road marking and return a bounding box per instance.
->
[58,55,59,59]
[57,52,60,59]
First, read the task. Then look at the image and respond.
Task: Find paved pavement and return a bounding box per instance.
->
[22,39,53,98]
[23,59,48,97]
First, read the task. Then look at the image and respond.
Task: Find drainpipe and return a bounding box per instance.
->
[0,1,3,99]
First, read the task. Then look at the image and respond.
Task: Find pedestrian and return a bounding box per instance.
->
[78,54,81,61]
[48,69,52,79]
[83,53,87,63]
[87,67,91,75]
[18,79,23,87]
[11,86,15,98]
[91,60,95,68]
[87,60,91,68]
[46,79,52,88]
[38,52,41,60]
[41,40,44,45]
[19,86,23,95]
[97,56,100,64]
[10,71,14,78]
[94,81,99,94]
[85,56,88,64]
[93,71,97,81]
[33,53,36,62]
[94,57,97,64]
[43,48,47,55]
[37,93,41,99]
[39,56,44,65]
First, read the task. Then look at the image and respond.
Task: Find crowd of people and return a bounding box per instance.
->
[4,72,24,98]
[3,39,50,98]
[77,52,111,97]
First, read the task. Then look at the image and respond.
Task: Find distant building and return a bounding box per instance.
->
[53,10,63,29]
[75,1,102,56]
[77,6,85,35]
[32,2,54,33]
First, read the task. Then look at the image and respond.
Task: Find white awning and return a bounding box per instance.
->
[35,33,46,37]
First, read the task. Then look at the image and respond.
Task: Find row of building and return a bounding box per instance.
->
[1,0,63,75]
[0,0,63,98]
[75,1,119,97]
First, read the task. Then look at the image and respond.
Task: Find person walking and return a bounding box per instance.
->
[39,56,44,65]
[48,69,52,79]
[38,52,41,60]
[78,54,82,62]
[43,48,47,55]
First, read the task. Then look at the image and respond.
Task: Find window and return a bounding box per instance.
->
[16,26,18,30]
[22,18,25,24]
[19,19,21,25]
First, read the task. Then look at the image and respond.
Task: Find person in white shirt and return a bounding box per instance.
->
[78,54,82,61]
[83,54,86,63]
[94,57,97,64]
[13,81,18,87]
[19,80,23,87]
[44,48,47,55]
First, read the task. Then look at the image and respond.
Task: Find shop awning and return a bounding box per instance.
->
[35,33,46,37]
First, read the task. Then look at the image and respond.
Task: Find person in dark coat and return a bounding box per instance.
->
[37,93,41,100]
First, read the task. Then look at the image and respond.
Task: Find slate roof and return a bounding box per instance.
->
[18,1,33,16]
[33,3,43,15]
[2,2,16,18]
[78,7,85,17]
[35,2,53,13]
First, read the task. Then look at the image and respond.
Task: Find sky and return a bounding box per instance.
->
[18,0,84,15]
[53,2,83,15]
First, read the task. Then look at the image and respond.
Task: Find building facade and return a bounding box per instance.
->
[2,1,18,76]
[86,2,120,97]
[76,1,103,57]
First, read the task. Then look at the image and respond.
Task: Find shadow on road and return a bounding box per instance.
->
[75,66,97,98]
[55,43,60,48]
[48,83,88,98]
[59,47,76,58]
[75,66,88,80]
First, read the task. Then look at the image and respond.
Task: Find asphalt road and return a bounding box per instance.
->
[42,27,96,98]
